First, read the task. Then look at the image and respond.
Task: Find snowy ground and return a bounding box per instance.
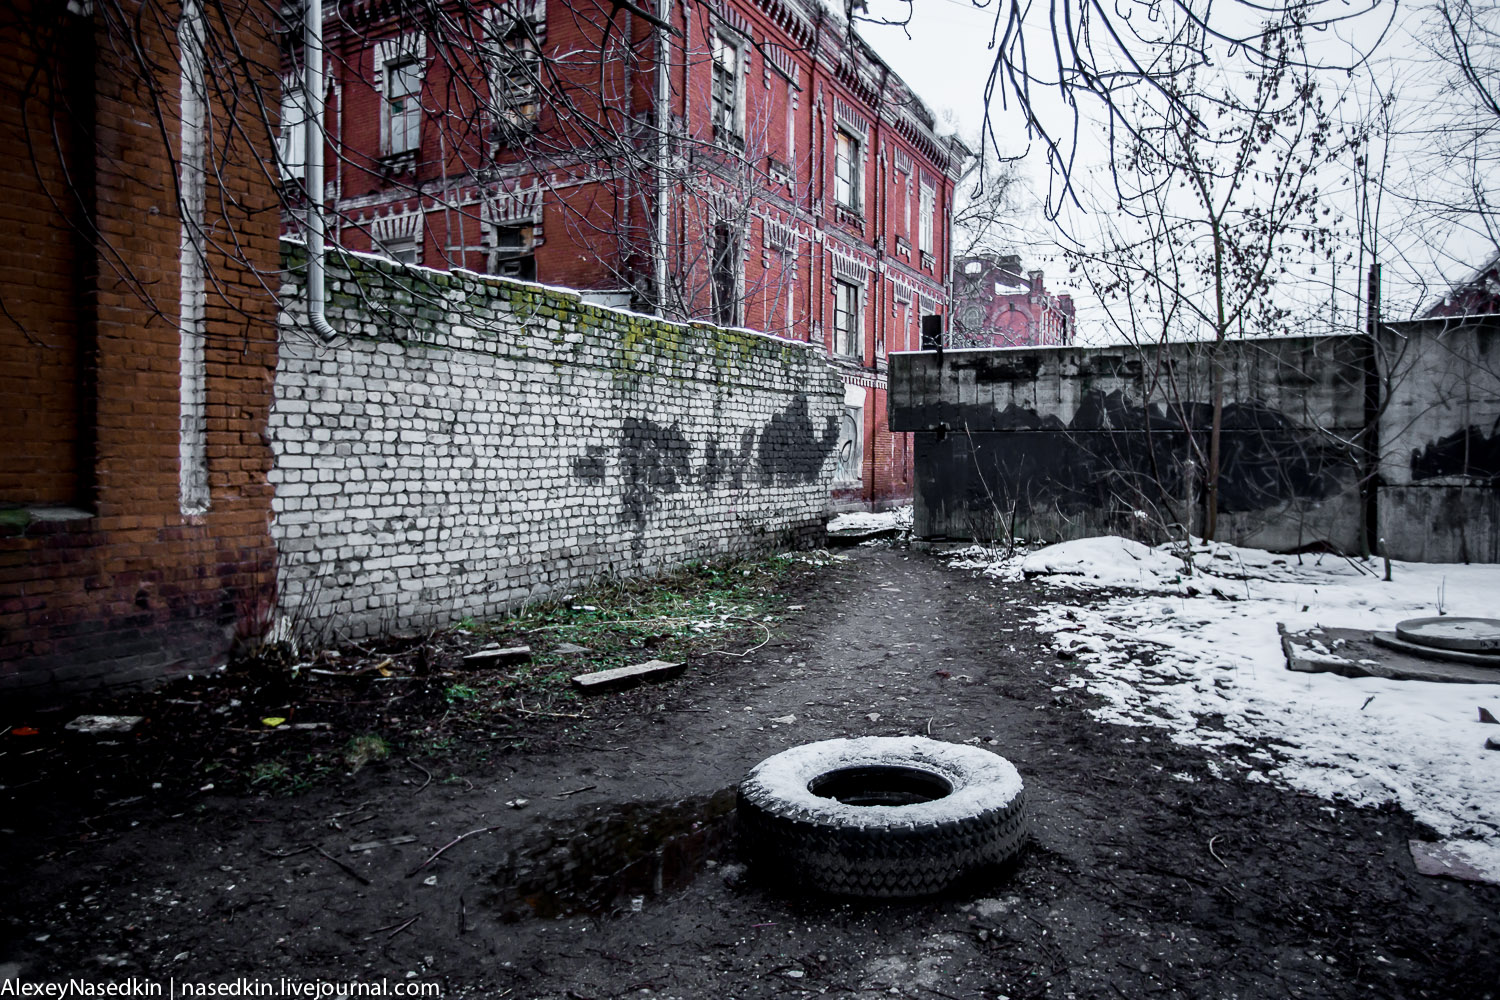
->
[948,535,1500,883]
[827,505,913,533]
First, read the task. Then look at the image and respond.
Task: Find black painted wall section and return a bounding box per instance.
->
[891,338,1368,549]
[894,318,1500,558]
[1410,419,1500,485]
[588,394,839,550]
[913,390,1349,536]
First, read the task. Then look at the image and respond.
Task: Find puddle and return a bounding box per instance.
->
[489,787,737,919]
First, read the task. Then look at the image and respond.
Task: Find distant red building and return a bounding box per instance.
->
[950,253,1075,347]
[1425,252,1500,318]
[292,0,968,508]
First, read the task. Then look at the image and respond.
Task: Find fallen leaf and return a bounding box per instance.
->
[11,726,38,736]
[261,717,286,728]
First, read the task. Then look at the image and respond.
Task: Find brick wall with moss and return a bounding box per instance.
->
[273,245,843,641]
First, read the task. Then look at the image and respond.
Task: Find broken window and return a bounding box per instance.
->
[712,33,741,144]
[834,278,860,358]
[712,221,739,326]
[486,222,537,281]
[485,18,541,140]
[834,129,860,211]
[385,58,422,156]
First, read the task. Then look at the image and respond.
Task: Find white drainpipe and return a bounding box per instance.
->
[654,0,672,317]
[303,0,337,342]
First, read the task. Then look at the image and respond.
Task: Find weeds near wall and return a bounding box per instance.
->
[97,549,833,800]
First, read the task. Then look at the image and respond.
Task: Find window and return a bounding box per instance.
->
[276,76,306,182]
[835,383,864,484]
[712,33,740,142]
[378,237,419,264]
[486,21,541,135]
[919,182,934,254]
[834,130,860,211]
[486,222,536,281]
[785,90,795,166]
[834,279,860,358]
[712,221,739,326]
[385,59,422,155]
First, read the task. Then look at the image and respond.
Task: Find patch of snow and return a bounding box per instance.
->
[828,505,912,533]
[947,534,1500,882]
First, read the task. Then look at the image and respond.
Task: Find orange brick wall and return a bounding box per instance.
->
[0,0,281,698]
[0,0,88,507]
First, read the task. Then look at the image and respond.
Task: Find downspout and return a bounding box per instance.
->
[304,0,337,342]
[654,0,671,316]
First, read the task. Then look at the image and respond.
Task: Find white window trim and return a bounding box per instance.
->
[835,382,865,485]
[482,8,542,134]
[276,72,307,182]
[711,29,747,143]
[375,32,427,157]
[371,210,423,264]
[834,128,862,212]
[919,181,935,254]
[833,277,862,359]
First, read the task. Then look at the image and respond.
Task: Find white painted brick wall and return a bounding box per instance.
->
[272,247,844,641]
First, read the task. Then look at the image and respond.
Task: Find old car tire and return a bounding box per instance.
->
[737,736,1028,898]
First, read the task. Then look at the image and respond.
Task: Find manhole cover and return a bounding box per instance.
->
[1394,617,1500,654]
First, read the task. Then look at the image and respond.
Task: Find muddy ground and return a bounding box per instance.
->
[2,545,1496,999]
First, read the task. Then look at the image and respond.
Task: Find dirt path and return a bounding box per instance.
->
[3,546,1496,998]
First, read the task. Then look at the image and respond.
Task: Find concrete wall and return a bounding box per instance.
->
[1377,317,1500,562]
[272,248,843,642]
[889,336,1367,552]
[891,319,1500,561]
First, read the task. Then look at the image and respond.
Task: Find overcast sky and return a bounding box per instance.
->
[854,0,1499,339]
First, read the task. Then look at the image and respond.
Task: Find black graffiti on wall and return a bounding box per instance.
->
[918,388,1349,523]
[1410,420,1500,484]
[620,419,693,532]
[586,394,840,543]
[756,393,841,486]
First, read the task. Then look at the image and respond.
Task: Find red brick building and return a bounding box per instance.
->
[951,252,1075,348]
[1425,251,1500,318]
[1,0,282,697]
[301,0,967,508]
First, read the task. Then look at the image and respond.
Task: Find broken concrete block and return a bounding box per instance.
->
[571,659,685,693]
[553,642,592,657]
[463,645,531,666]
[1480,707,1498,724]
[65,715,143,735]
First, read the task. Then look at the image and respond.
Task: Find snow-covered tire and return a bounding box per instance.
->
[737,736,1028,898]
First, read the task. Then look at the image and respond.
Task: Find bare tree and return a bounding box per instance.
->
[1064,3,1343,540]
[950,143,1023,261]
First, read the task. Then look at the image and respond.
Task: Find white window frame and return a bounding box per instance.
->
[711,31,744,143]
[276,73,307,182]
[377,236,420,264]
[375,33,426,158]
[384,59,421,156]
[484,14,542,135]
[835,383,865,485]
[834,129,861,211]
[833,278,861,358]
[919,182,935,254]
